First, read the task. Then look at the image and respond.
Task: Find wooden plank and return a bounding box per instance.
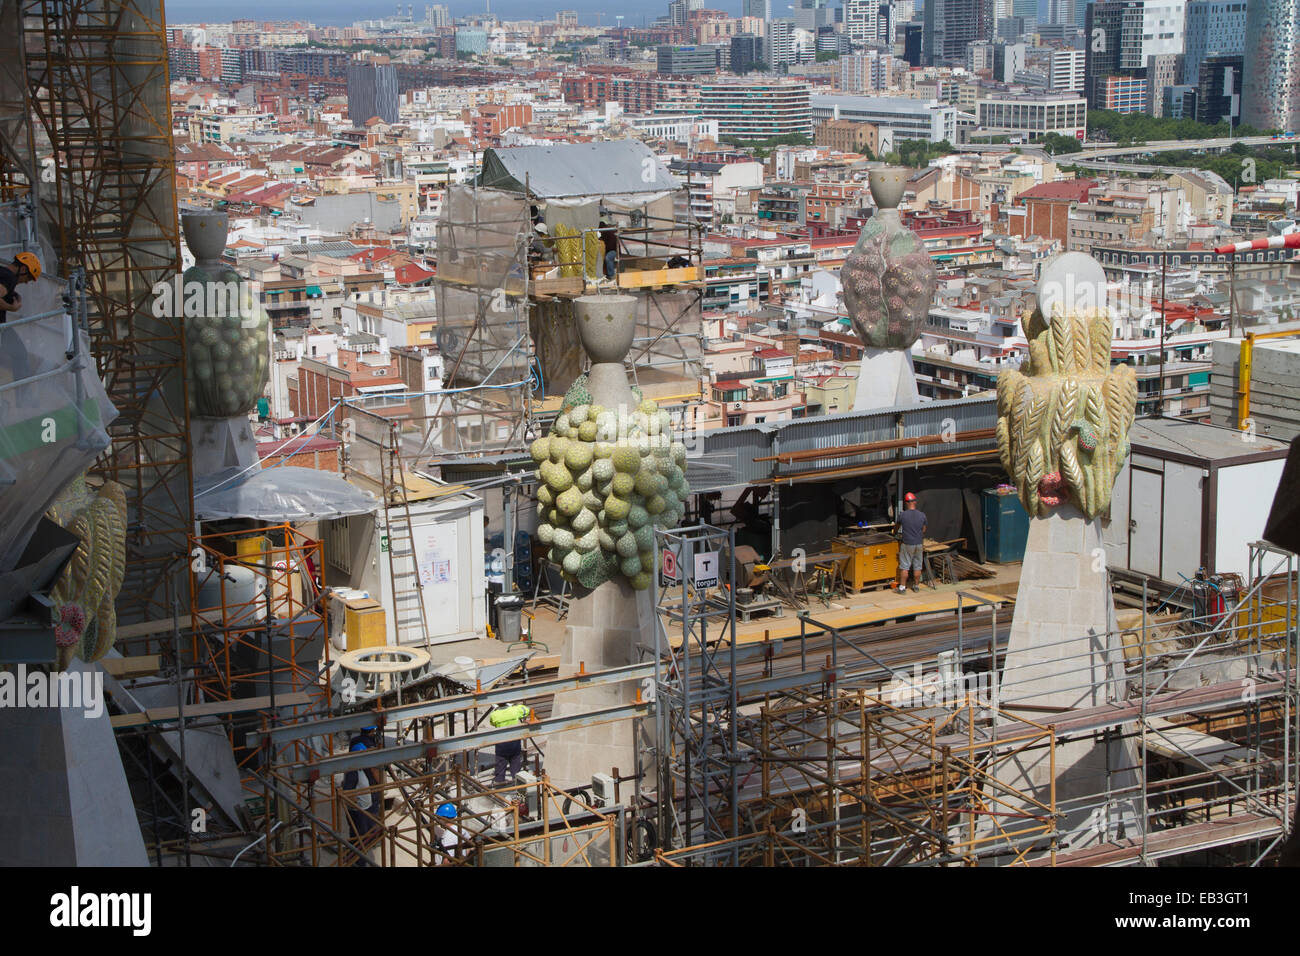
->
[115,617,183,640]
[109,713,150,728]
[666,588,1009,648]
[100,655,161,678]
[142,691,313,724]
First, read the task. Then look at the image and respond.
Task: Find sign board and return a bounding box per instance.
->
[693,551,719,588]
[662,547,679,582]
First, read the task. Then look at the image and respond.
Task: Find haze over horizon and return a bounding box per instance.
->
[163,0,746,27]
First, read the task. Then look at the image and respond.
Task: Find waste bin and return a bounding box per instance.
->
[495,595,524,644]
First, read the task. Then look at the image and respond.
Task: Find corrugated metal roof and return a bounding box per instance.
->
[690,394,998,492]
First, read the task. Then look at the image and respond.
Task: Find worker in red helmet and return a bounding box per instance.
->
[896,492,927,594]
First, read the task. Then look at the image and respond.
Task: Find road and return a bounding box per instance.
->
[1065,134,1300,172]
[957,133,1300,172]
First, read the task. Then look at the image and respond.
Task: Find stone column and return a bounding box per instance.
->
[993,503,1141,849]
[181,210,266,474]
[841,167,936,412]
[544,295,655,789]
[988,253,1142,854]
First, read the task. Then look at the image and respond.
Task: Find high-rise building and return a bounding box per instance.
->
[844,0,881,40]
[1182,0,1246,86]
[902,22,924,65]
[1012,0,1038,16]
[426,4,450,26]
[1196,53,1242,124]
[923,0,996,65]
[556,9,579,27]
[793,0,835,29]
[743,0,772,20]
[1145,53,1183,115]
[669,0,705,26]
[698,79,813,139]
[1085,0,1187,110]
[1050,48,1087,92]
[767,19,813,70]
[1048,0,1075,24]
[657,44,721,74]
[731,34,765,72]
[346,63,400,125]
[1241,0,1300,131]
[993,40,1026,82]
[840,50,897,91]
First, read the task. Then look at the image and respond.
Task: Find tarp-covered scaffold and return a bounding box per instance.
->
[477,141,679,204]
[194,466,380,522]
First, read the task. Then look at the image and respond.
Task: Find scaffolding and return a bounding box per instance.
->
[22,0,194,625]
[231,662,653,866]
[647,540,1298,866]
[421,174,705,465]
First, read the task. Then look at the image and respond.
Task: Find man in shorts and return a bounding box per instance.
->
[896,492,927,594]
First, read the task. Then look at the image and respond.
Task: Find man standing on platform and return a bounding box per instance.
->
[896,492,927,594]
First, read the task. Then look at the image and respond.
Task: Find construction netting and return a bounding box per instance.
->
[0,259,117,572]
[428,184,532,457]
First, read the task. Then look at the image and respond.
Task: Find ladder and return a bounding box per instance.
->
[380,421,431,649]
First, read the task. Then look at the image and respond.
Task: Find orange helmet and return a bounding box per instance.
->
[13,252,41,281]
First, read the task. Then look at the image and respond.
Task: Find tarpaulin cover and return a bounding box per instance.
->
[0,272,117,572]
[477,141,679,199]
[194,466,379,521]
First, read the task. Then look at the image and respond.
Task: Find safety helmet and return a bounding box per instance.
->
[14,252,41,281]
[436,802,458,819]
[904,492,917,502]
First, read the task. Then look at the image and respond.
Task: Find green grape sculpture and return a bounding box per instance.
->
[531,374,690,591]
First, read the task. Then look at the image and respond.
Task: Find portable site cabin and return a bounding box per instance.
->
[1102,418,1291,583]
[321,473,487,647]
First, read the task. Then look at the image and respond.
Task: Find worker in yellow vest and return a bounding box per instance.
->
[490,702,531,786]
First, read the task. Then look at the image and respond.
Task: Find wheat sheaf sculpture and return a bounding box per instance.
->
[995,302,1137,520]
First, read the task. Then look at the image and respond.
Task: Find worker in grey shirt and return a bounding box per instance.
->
[896,492,926,594]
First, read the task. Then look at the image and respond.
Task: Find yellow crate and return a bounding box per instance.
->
[345,599,387,651]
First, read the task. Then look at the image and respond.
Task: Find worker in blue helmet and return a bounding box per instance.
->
[334,725,381,863]
[434,801,461,862]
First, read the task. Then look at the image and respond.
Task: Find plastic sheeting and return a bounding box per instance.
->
[0,272,117,571]
[194,466,379,522]
[477,141,679,199]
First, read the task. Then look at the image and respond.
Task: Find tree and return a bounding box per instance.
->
[1037,132,1083,154]
[815,50,840,62]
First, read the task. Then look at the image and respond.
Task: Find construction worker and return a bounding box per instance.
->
[0,252,40,384]
[434,802,461,861]
[0,252,40,317]
[489,702,531,786]
[598,220,618,279]
[896,492,927,594]
[335,725,382,861]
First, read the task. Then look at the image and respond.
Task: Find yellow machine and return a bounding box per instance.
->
[831,531,899,591]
